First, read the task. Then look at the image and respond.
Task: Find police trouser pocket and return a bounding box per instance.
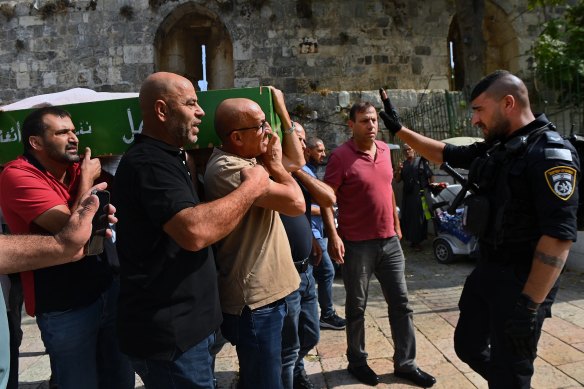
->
[463,195,489,236]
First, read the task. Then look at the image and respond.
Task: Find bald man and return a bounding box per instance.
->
[204,96,305,389]
[380,70,580,388]
[114,72,269,388]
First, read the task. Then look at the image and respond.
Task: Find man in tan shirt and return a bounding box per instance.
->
[204,94,305,389]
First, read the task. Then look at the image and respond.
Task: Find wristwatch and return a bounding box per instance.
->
[284,121,296,135]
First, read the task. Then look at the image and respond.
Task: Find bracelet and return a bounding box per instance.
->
[284,121,296,135]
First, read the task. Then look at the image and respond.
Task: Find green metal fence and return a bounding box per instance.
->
[399,90,481,141]
[397,67,583,141]
[390,68,582,168]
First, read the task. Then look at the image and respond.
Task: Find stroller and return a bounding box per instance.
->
[429,164,479,264]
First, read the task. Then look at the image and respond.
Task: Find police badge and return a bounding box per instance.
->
[545,166,577,200]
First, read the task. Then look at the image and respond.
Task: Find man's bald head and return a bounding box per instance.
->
[215,98,263,141]
[140,72,191,118]
[470,70,530,108]
[138,72,204,146]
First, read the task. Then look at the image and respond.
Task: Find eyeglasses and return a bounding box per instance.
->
[227,120,268,136]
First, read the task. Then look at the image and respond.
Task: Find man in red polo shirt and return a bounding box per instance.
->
[322,102,435,388]
[0,107,133,389]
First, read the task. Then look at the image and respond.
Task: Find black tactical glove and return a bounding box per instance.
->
[379,88,402,134]
[504,293,540,360]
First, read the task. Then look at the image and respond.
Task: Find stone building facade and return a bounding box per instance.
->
[2,0,573,152]
[0,0,551,104]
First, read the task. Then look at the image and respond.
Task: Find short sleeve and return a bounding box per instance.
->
[324,151,343,190]
[203,151,253,201]
[529,143,579,240]
[0,164,67,230]
[121,156,197,227]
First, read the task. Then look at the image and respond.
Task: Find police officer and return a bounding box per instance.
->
[379,70,579,388]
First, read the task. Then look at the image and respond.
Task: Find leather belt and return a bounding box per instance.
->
[294,257,309,273]
[243,298,285,312]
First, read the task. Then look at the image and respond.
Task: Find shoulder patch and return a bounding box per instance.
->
[545,166,576,200]
[545,131,564,145]
[544,148,573,162]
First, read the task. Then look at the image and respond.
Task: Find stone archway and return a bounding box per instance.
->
[447,0,519,92]
[154,3,234,90]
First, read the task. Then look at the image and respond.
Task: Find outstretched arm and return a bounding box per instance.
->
[292,168,336,207]
[0,183,116,273]
[379,88,446,164]
[164,165,271,251]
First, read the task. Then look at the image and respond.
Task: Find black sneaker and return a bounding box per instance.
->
[293,369,315,389]
[320,312,346,330]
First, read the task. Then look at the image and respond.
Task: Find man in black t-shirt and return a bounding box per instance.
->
[114,72,269,388]
[380,70,579,388]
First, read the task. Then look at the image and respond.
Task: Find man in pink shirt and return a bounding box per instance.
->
[322,102,435,388]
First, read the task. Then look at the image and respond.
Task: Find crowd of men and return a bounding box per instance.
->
[0,69,579,389]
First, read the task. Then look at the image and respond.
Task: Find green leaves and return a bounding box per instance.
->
[533,1,584,104]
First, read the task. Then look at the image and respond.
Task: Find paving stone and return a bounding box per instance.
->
[465,371,489,389]
[532,358,581,388]
[557,360,584,384]
[538,331,584,366]
[543,316,584,345]
[15,247,584,388]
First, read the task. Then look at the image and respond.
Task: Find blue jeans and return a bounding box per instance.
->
[343,237,417,372]
[312,238,336,318]
[222,299,287,389]
[130,333,216,389]
[281,265,320,388]
[36,278,134,389]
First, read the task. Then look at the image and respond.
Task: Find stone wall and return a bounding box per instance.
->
[0,0,551,105]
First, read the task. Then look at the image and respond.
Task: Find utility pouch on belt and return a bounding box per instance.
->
[463,195,489,236]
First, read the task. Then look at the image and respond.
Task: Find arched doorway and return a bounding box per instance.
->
[154,3,234,90]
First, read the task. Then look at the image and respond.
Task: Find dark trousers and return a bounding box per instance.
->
[454,260,554,389]
[7,274,23,389]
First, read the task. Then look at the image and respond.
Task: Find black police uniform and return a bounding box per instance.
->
[442,114,579,388]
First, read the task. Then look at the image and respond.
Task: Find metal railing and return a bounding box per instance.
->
[399,90,481,141]
[397,67,583,142]
[390,67,582,169]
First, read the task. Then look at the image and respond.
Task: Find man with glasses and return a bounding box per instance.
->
[204,89,305,389]
[114,72,270,388]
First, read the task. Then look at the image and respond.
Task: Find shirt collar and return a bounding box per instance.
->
[505,113,551,141]
[347,138,388,155]
[135,134,184,157]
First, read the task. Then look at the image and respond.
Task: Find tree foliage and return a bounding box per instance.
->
[532,0,584,102]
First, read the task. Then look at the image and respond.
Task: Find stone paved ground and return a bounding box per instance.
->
[17,244,584,388]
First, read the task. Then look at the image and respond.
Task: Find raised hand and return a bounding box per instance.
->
[379,88,403,134]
